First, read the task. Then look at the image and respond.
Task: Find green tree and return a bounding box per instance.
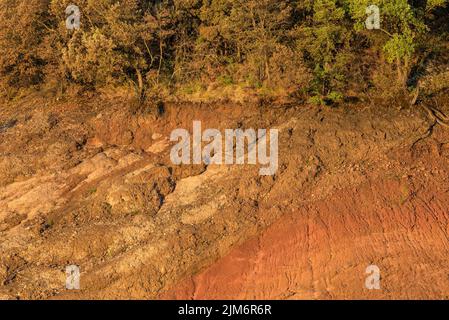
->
[294,0,352,105]
[347,0,448,88]
[191,0,301,88]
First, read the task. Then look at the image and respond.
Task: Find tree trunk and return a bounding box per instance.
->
[265,56,271,85]
[158,37,164,84]
[136,68,144,101]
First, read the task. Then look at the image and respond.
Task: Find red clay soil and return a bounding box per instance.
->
[162,132,449,300]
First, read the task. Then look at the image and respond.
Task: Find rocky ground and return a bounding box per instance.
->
[0,93,448,299]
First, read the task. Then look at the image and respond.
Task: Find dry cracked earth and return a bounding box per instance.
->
[0,94,448,300]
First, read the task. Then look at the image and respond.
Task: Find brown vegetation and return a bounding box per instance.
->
[0,1,448,103]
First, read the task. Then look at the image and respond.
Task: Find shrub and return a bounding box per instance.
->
[0,0,448,102]
[0,0,51,93]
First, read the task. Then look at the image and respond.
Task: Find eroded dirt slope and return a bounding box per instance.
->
[0,94,448,299]
[162,146,449,299]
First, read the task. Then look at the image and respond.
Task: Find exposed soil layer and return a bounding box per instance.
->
[0,94,448,299]
[162,168,449,299]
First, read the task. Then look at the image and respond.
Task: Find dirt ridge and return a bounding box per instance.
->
[0,96,448,299]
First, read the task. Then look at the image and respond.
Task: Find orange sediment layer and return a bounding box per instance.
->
[162,177,449,300]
